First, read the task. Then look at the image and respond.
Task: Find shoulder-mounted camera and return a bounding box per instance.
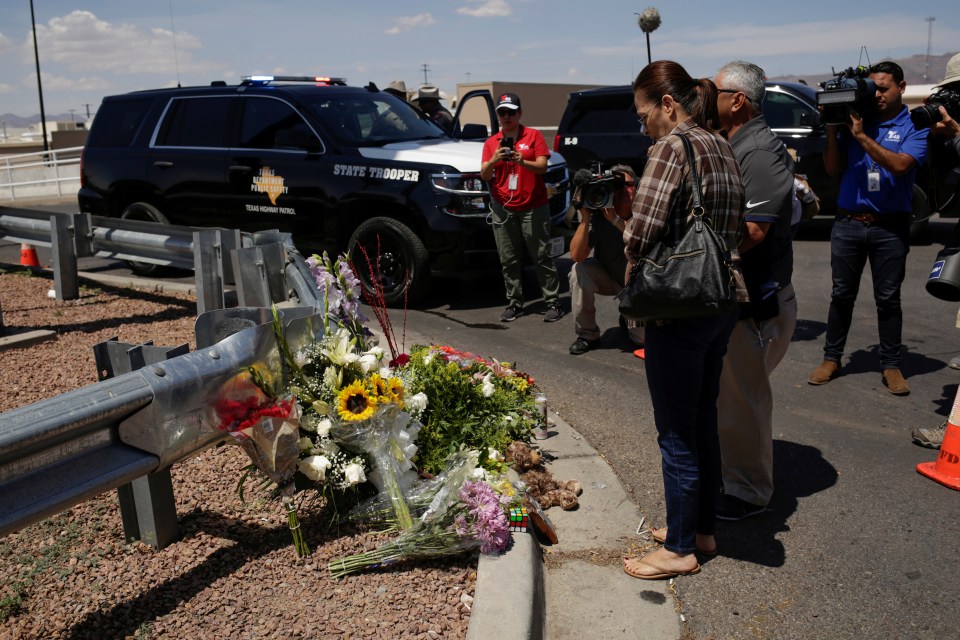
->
[571,162,627,211]
[816,66,877,126]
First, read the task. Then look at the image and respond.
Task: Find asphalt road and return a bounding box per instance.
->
[3,205,958,639]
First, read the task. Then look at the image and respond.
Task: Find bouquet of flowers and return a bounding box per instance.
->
[213,383,310,557]
[404,345,542,474]
[328,478,511,578]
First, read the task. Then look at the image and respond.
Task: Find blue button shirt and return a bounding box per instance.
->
[837,106,928,214]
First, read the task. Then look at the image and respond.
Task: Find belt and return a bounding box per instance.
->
[838,209,878,225]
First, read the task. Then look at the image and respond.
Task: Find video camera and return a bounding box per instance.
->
[816,66,877,126]
[910,86,960,129]
[571,162,627,211]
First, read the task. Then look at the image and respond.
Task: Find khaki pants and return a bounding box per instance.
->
[490,201,560,307]
[569,258,643,344]
[717,284,798,506]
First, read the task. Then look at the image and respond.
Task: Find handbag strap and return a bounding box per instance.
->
[676,134,704,216]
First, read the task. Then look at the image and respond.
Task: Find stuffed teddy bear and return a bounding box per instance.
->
[505,440,582,511]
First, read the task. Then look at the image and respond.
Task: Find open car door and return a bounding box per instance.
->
[450,89,497,140]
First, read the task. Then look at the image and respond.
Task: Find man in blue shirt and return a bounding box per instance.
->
[808,61,928,395]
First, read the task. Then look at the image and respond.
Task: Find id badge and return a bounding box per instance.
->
[867,170,880,192]
[508,173,518,191]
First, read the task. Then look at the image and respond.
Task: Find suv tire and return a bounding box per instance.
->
[120,202,170,276]
[348,217,430,307]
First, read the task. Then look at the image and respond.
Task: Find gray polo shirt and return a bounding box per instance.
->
[728,116,796,289]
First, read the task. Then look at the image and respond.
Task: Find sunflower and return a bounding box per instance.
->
[386,376,405,407]
[369,373,389,399]
[336,380,378,421]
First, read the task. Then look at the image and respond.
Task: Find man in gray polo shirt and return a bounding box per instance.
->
[713,61,797,520]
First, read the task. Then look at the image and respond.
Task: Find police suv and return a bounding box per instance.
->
[78,75,570,304]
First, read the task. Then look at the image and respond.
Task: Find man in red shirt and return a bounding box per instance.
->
[480,93,563,322]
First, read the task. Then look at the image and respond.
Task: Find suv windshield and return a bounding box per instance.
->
[302,94,445,146]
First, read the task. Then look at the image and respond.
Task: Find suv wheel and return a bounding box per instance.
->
[120,202,170,276]
[348,217,430,307]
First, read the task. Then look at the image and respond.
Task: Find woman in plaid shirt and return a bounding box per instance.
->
[622,60,747,580]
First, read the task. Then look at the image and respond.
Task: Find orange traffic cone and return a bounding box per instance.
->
[917,386,960,491]
[19,243,40,267]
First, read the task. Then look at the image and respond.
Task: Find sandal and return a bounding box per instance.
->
[623,555,701,580]
[650,527,718,556]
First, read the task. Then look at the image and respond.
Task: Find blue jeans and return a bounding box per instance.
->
[644,311,738,555]
[823,215,909,370]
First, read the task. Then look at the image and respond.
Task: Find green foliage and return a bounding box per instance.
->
[0,583,25,622]
[405,346,539,474]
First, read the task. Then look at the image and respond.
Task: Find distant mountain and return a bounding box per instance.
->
[769,51,958,88]
[0,112,86,127]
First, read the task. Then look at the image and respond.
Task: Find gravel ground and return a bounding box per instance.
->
[0,269,476,640]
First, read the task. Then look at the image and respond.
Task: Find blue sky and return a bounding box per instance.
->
[1,1,958,119]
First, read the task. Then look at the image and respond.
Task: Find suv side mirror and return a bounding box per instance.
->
[800,111,823,131]
[460,123,488,139]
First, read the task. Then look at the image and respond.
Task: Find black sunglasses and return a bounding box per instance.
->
[496,108,518,116]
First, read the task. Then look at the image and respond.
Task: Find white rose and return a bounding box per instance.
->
[316,418,333,437]
[299,455,332,482]
[423,353,434,365]
[407,392,428,412]
[358,353,380,374]
[343,462,366,486]
[378,366,393,380]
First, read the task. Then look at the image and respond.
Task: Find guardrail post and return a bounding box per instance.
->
[232,242,288,307]
[94,337,190,549]
[49,213,79,301]
[72,212,94,258]
[194,229,225,315]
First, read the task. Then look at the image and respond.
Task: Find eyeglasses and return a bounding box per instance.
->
[717,88,756,105]
[496,108,517,117]
[637,104,659,126]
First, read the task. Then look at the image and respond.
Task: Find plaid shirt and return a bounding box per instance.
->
[623,119,749,302]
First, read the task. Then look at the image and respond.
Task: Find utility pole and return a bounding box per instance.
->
[420,64,430,85]
[29,0,49,153]
[68,109,76,122]
[83,103,93,119]
[925,17,936,82]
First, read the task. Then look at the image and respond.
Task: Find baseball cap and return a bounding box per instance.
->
[935,53,960,88]
[497,93,521,110]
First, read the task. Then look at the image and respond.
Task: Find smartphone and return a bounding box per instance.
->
[500,137,514,150]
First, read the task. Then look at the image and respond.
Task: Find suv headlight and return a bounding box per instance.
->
[430,172,489,217]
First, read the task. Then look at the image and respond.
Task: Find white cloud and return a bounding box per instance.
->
[24,71,112,92]
[0,32,12,52]
[458,1,512,18]
[385,13,437,35]
[0,83,13,94]
[23,10,211,76]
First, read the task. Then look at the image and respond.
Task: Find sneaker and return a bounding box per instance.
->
[569,337,599,355]
[543,302,565,323]
[950,357,960,371]
[715,494,767,521]
[912,421,946,449]
[501,303,523,322]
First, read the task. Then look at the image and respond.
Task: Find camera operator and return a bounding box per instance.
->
[567,165,644,355]
[912,53,960,450]
[808,61,928,395]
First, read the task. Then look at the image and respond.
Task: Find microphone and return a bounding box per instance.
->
[572,168,594,188]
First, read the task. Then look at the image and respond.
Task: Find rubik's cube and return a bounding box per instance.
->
[509,506,529,532]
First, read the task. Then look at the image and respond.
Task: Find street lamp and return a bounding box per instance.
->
[635,7,662,67]
[29,0,49,152]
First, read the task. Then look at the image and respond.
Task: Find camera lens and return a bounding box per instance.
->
[910,103,943,130]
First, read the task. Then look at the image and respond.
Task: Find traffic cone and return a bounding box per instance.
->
[19,243,40,267]
[917,386,960,491]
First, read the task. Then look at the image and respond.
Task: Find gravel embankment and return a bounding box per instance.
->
[0,270,476,640]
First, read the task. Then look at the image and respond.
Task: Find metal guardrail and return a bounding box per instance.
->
[0,146,82,201]
[0,303,326,545]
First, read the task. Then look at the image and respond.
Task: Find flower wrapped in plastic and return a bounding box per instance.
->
[348,448,480,528]
[328,478,510,578]
[214,389,310,557]
[329,403,421,531]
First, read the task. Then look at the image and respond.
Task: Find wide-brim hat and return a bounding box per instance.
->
[936,53,960,88]
[416,85,441,101]
[385,80,407,95]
